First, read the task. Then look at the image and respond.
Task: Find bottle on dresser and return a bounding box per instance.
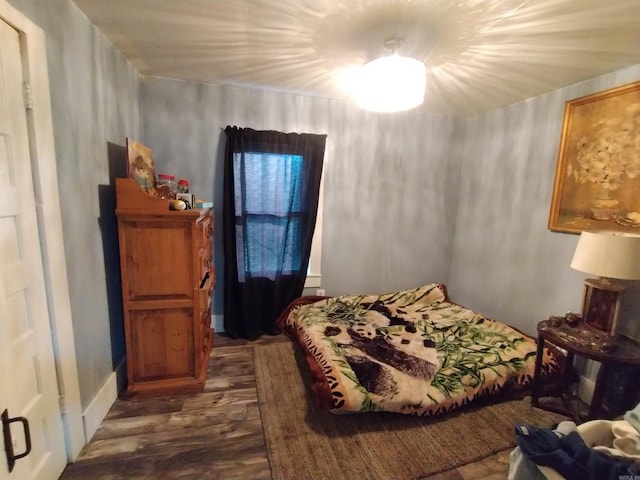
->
[156,174,177,199]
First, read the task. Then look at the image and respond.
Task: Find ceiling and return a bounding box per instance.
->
[72,0,640,117]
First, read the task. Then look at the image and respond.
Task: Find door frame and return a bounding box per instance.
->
[0,0,84,461]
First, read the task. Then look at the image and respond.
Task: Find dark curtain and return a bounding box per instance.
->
[223,126,326,339]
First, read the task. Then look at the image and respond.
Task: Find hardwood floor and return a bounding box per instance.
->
[60,334,515,480]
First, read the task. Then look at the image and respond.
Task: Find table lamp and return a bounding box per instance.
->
[570,230,640,337]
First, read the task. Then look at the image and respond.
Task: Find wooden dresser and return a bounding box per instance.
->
[115,178,215,396]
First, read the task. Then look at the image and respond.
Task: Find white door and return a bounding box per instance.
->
[0,18,67,480]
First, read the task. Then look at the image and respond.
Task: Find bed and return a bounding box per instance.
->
[277,282,562,416]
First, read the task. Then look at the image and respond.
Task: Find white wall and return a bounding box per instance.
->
[450,64,640,337]
[142,77,464,335]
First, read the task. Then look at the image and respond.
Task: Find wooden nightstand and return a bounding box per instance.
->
[532,317,640,421]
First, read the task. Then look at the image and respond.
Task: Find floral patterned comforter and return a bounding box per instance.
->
[277,283,561,416]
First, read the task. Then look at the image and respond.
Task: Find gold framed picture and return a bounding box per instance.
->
[126,137,157,196]
[548,81,640,234]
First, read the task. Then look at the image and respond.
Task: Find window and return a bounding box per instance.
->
[234,152,302,281]
[233,151,323,286]
[223,125,326,338]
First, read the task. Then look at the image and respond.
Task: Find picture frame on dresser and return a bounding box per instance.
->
[176,192,195,209]
[126,137,158,196]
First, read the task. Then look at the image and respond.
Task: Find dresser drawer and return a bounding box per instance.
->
[197,212,213,248]
[198,243,212,282]
[198,269,214,314]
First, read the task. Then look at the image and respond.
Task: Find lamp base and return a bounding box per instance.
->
[581,278,625,336]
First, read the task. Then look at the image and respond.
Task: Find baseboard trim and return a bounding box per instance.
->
[82,370,118,442]
[213,314,224,335]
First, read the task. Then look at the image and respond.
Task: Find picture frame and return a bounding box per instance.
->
[548,81,640,234]
[126,137,157,196]
[176,193,194,209]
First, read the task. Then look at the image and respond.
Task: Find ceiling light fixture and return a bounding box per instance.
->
[353,37,426,113]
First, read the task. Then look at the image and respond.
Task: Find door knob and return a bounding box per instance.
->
[2,409,32,473]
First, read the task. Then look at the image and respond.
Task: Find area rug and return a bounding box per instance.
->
[255,340,567,480]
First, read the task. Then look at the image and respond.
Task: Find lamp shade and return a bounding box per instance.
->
[570,231,640,280]
[353,55,426,113]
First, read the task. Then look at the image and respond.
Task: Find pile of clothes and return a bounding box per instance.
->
[509,402,640,479]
